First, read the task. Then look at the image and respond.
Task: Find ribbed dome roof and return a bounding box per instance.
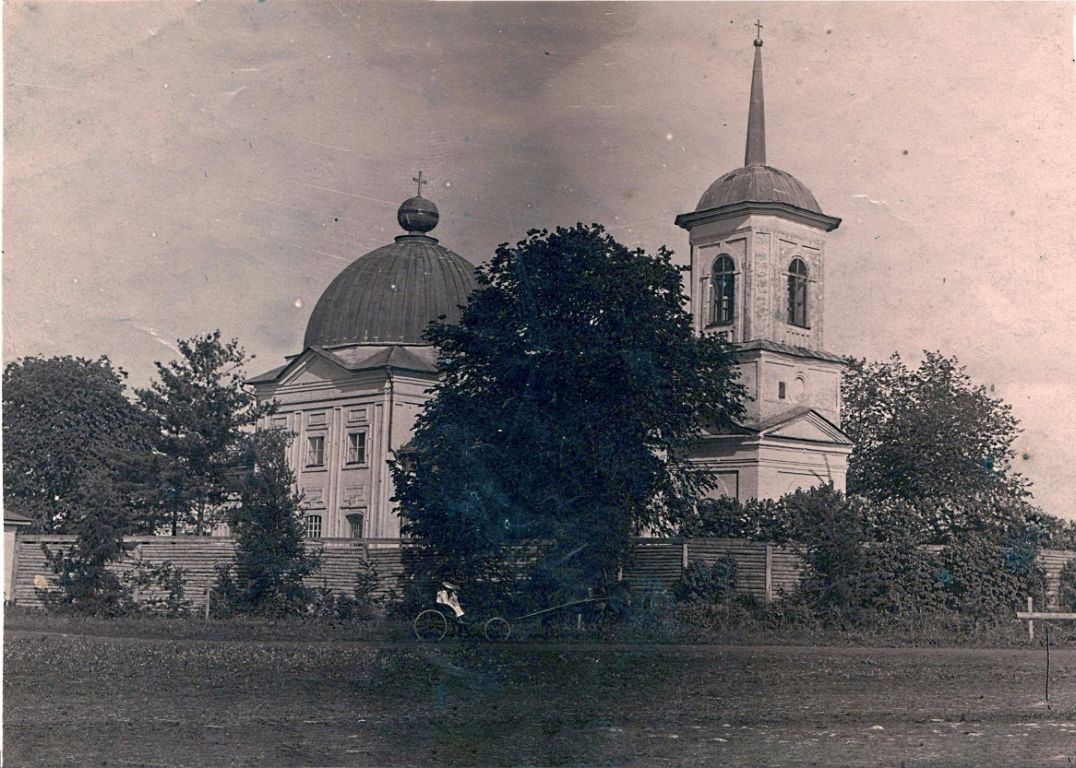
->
[696,164,822,214]
[304,234,478,347]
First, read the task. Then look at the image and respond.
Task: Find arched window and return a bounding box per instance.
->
[787,258,808,328]
[711,255,735,326]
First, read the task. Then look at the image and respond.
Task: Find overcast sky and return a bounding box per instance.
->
[4,2,1074,516]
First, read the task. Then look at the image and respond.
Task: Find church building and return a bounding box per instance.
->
[251,30,850,538]
[676,29,852,500]
[249,178,479,539]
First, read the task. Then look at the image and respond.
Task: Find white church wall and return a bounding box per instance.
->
[732,347,843,427]
[753,439,850,497]
[771,229,826,349]
[253,360,441,540]
[687,214,829,354]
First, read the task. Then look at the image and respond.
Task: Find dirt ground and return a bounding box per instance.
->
[5,629,1076,767]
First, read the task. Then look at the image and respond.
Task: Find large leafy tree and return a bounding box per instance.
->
[3,355,150,533]
[137,331,271,535]
[3,355,153,614]
[216,428,319,615]
[393,224,744,600]
[842,352,1025,503]
[841,351,1032,542]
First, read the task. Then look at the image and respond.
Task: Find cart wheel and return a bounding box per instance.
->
[484,616,512,642]
[414,609,449,642]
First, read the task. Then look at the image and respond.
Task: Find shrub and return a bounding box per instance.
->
[307,585,340,620]
[129,560,191,617]
[39,548,136,618]
[208,564,241,619]
[784,489,948,627]
[330,594,375,623]
[681,496,788,541]
[322,560,383,622]
[675,556,738,604]
[353,558,381,606]
[939,536,1045,621]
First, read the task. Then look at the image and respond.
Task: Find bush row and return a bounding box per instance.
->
[673,486,1052,629]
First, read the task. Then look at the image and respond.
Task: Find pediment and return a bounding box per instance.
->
[761,410,851,445]
[277,349,353,387]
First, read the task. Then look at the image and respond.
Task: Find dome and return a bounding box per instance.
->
[696,164,822,215]
[303,234,478,347]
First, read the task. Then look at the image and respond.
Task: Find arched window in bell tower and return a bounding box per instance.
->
[711,254,735,326]
[787,258,809,328]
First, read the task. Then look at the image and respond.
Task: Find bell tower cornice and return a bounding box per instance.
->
[675,201,841,234]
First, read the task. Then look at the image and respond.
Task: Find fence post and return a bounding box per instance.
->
[131,540,143,605]
[10,533,23,605]
[765,544,773,602]
[1027,595,1034,641]
[681,540,689,572]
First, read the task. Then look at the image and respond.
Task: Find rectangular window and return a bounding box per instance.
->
[306,435,325,467]
[346,432,367,465]
[347,512,365,539]
[305,514,322,539]
[778,381,787,400]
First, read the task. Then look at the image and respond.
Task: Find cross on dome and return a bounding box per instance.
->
[412,170,428,197]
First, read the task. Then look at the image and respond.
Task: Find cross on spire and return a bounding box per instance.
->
[754,19,764,45]
[412,171,428,197]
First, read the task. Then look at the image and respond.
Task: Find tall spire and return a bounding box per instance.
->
[744,21,766,167]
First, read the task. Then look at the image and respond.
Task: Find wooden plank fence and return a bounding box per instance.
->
[626,539,804,600]
[1039,549,1076,608]
[10,534,1076,610]
[10,536,409,609]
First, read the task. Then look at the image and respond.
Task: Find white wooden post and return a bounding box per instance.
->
[1027,596,1034,641]
[765,544,773,602]
[681,541,689,571]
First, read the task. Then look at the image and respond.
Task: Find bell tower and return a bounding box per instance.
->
[675,27,852,501]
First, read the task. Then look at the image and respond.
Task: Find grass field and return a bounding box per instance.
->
[5,619,1076,767]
